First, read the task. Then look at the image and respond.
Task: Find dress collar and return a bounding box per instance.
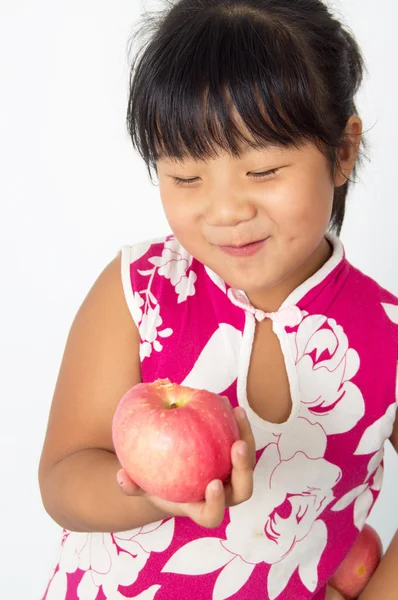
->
[226,233,345,326]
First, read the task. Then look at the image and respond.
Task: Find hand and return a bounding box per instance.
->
[326,585,346,600]
[117,405,256,528]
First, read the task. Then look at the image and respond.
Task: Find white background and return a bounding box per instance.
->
[1,1,397,598]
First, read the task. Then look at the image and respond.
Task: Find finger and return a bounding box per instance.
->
[185,480,226,529]
[325,586,345,600]
[226,440,254,505]
[116,468,145,497]
[233,407,256,467]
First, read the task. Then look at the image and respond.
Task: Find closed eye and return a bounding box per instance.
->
[171,167,280,187]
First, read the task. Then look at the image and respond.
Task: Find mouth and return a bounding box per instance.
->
[217,237,269,257]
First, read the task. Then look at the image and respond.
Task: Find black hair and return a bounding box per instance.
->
[126,0,370,235]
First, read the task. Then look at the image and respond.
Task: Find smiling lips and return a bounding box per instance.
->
[218,238,268,257]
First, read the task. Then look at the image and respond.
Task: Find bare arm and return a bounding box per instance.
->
[38,251,256,533]
[44,448,172,532]
[38,253,171,532]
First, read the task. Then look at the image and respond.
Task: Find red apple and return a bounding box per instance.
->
[112,378,240,503]
[329,524,383,599]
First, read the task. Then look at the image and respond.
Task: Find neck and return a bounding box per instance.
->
[246,237,333,313]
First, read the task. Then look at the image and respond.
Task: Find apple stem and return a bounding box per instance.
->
[170,403,178,409]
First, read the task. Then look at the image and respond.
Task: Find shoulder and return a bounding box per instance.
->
[346,262,398,330]
[342,261,398,451]
[71,251,139,344]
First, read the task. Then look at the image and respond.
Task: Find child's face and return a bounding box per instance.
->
[156,137,337,296]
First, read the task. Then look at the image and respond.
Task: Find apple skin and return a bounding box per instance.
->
[112,378,240,503]
[329,524,383,599]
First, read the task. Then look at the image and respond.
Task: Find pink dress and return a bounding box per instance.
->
[42,233,398,600]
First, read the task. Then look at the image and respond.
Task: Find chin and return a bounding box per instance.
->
[223,271,278,294]
[240,279,277,295]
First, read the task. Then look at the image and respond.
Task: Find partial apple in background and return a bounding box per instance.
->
[329,524,383,599]
[112,378,240,503]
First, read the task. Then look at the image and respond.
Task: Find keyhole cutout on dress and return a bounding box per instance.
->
[246,318,293,424]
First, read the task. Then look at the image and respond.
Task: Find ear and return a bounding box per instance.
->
[333,115,363,188]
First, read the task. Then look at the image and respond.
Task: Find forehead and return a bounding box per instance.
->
[156,140,285,165]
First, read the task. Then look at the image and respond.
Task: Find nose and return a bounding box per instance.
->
[205,189,257,227]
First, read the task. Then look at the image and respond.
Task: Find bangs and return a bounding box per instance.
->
[127,7,331,170]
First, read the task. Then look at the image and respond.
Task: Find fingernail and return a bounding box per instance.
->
[236,407,247,421]
[237,442,248,456]
[211,480,223,494]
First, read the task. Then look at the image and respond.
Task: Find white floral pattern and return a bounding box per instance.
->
[290,315,365,434]
[43,238,398,600]
[354,403,397,455]
[161,312,367,599]
[163,437,338,600]
[332,400,398,529]
[382,302,398,325]
[181,323,242,392]
[146,238,197,304]
[133,238,197,360]
[332,447,384,531]
[45,520,174,600]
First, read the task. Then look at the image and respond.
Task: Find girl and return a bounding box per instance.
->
[38,1,398,599]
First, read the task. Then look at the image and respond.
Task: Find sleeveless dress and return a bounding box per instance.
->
[42,232,398,600]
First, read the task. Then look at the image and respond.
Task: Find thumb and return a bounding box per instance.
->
[117,468,144,496]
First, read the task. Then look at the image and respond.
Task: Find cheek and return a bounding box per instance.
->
[160,192,199,242]
[160,182,202,223]
[162,204,194,235]
[160,187,182,225]
[270,172,334,231]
